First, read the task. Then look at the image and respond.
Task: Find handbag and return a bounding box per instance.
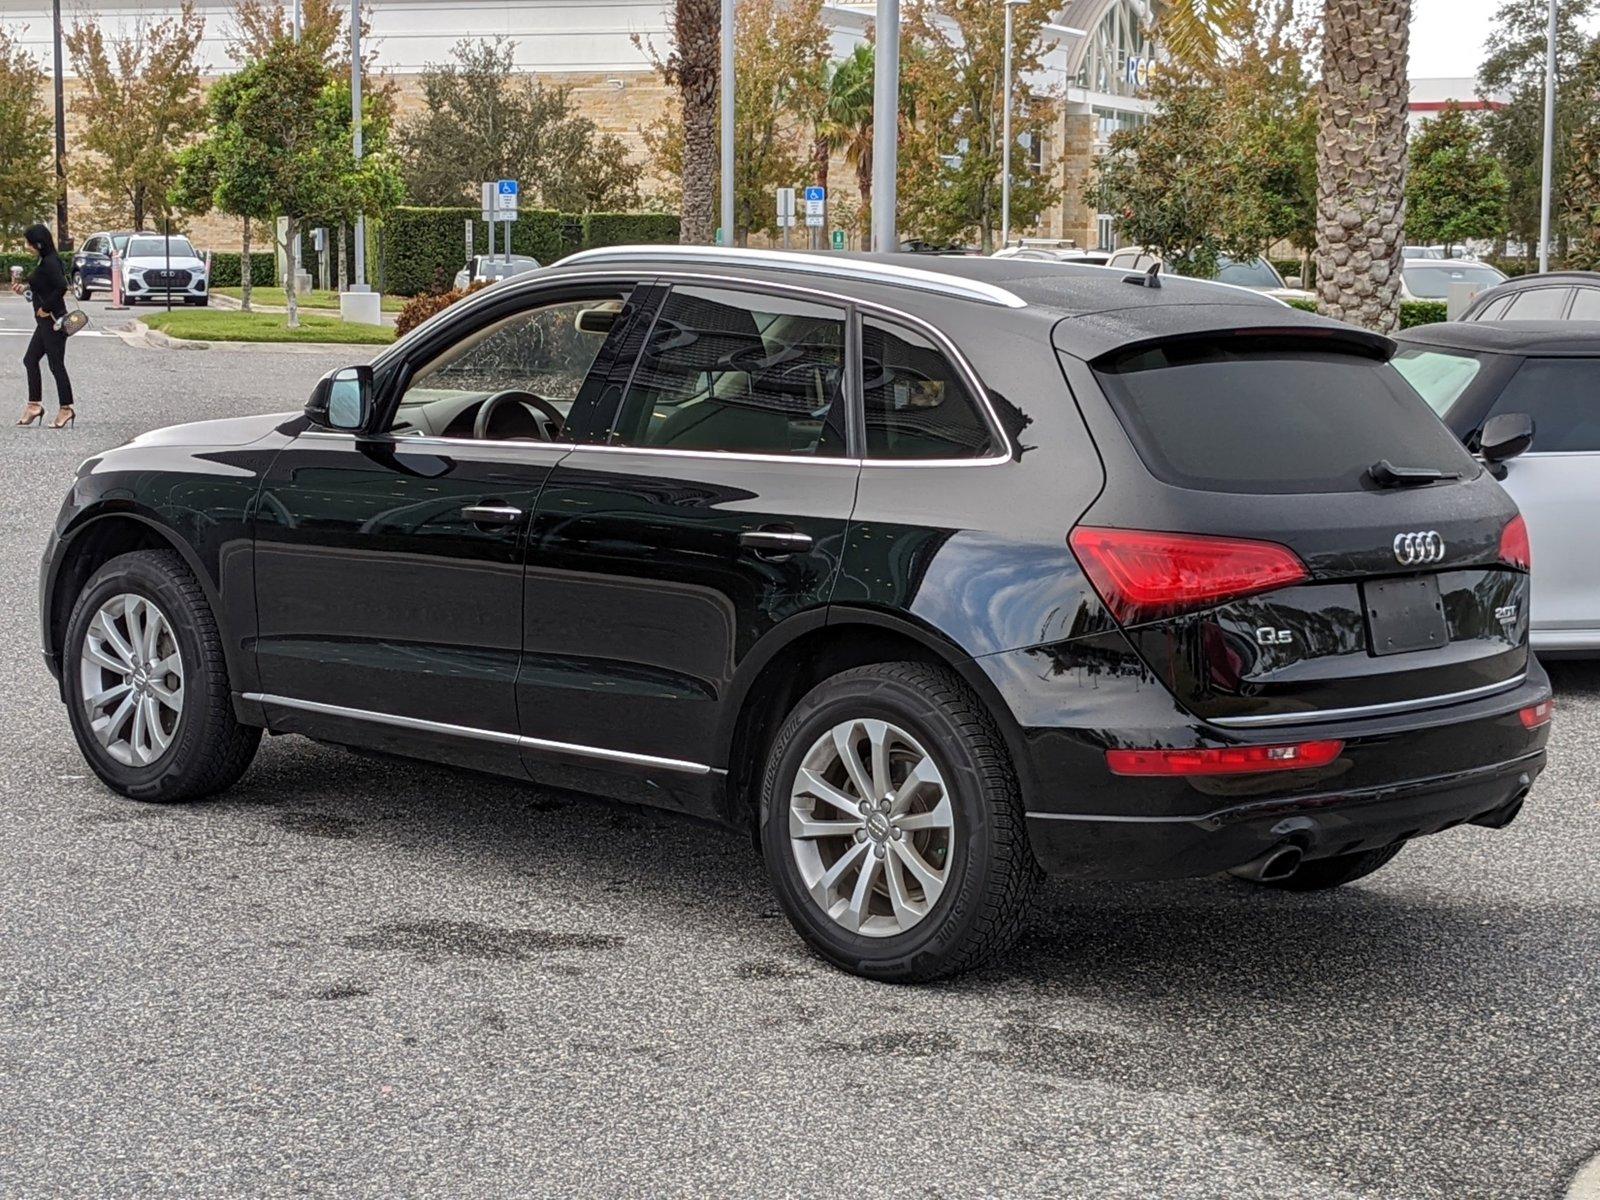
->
[54,309,89,336]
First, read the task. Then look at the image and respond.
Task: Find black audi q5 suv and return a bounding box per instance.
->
[41,247,1552,980]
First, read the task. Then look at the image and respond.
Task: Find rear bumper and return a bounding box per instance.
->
[1026,748,1542,880]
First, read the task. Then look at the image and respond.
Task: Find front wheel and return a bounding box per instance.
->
[1231,843,1404,892]
[72,273,91,301]
[759,662,1038,982]
[63,549,261,803]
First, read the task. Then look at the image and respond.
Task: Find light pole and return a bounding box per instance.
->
[870,0,900,252]
[351,0,367,293]
[51,0,68,248]
[721,0,735,246]
[1001,0,1026,250]
[1539,0,1557,273]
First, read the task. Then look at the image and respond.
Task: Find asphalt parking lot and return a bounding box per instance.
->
[1,293,1597,1199]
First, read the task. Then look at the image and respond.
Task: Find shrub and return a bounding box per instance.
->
[380,206,571,296]
[394,279,490,337]
[581,212,681,249]
[210,251,276,287]
[1400,300,1448,328]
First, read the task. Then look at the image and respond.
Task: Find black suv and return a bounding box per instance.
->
[41,248,1552,981]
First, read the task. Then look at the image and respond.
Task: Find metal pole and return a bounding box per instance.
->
[293,0,301,40]
[1002,2,1016,250]
[163,217,171,313]
[870,0,900,252]
[51,0,68,248]
[351,0,368,291]
[1539,0,1557,273]
[720,0,736,246]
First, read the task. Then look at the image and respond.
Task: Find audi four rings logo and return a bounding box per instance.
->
[1393,531,1446,566]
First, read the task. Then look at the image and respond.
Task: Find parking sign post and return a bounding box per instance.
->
[497,179,520,264]
[804,186,826,251]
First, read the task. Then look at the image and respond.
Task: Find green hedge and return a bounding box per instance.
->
[210,251,277,287]
[581,211,681,249]
[1286,296,1449,328]
[1271,258,1316,288]
[0,251,33,278]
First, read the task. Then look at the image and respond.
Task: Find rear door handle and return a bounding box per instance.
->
[739,528,814,556]
[461,504,524,526]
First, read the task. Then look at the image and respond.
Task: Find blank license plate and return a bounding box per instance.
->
[1363,576,1449,657]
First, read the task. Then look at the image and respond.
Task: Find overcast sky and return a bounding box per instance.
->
[1410,0,1599,79]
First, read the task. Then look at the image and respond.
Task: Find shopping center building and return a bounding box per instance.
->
[1,0,1164,249]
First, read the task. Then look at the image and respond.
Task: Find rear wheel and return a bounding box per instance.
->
[1233,843,1404,892]
[63,549,260,803]
[759,662,1037,982]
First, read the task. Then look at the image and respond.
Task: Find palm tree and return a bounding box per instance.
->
[824,44,875,242]
[669,0,720,244]
[1313,0,1410,332]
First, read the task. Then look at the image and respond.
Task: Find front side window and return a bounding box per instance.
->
[1392,347,1486,419]
[1405,265,1508,299]
[1215,257,1283,289]
[1567,288,1600,320]
[1488,358,1600,452]
[390,291,631,441]
[609,286,848,457]
[861,317,994,460]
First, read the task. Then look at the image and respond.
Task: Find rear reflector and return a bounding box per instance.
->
[1518,699,1553,730]
[1069,526,1311,626]
[1499,514,1531,571]
[1106,739,1343,777]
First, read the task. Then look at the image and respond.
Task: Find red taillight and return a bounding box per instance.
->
[1519,699,1553,730]
[1499,515,1531,571]
[1106,739,1344,777]
[1069,526,1310,625]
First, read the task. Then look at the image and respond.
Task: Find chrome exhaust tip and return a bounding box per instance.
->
[1231,843,1305,883]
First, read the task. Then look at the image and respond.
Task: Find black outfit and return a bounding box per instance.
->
[23,252,73,410]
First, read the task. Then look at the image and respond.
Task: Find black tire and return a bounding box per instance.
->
[72,273,91,302]
[62,549,261,803]
[186,297,208,307]
[759,662,1038,982]
[1237,843,1405,892]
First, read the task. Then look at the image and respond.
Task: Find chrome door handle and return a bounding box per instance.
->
[461,504,524,526]
[739,529,814,555]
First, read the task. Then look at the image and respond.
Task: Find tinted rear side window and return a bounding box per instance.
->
[861,317,993,459]
[1093,342,1480,493]
[1504,288,1572,320]
[1488,358,1600,452]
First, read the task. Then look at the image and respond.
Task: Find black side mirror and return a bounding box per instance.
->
[1480,412,1535,466]
[306,365,374,432]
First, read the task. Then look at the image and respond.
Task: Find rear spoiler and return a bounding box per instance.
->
[1053,302,1395,365]
[1089,325,1396,372]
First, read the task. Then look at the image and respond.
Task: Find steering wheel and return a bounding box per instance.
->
[473,389,565,442]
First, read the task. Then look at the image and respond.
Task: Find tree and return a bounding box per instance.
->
[1314,0,1411,333]
[663,0,720,244]
[0,25,53,246]
[398,38,640,212]
[1406,104,1509,253]
[823,45,876,242]
[222,35,403,327]
[65,2,207,229]
[1092,1,1316,272]
[1480,0,1598,262]
[230,0,379,73]
[896,0,1059,251]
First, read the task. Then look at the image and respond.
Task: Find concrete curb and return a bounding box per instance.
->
[1568,1151,1600,1199]
[118,319,385,355]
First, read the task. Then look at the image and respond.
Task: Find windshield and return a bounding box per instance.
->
[127,237,196,259]
[1391,347,1486,418]
[1093,339,1480,494]
[1405,264,1505,298]
[1215,256,1285,289]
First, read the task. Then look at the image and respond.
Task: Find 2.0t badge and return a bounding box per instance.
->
[1393,530,1446,566]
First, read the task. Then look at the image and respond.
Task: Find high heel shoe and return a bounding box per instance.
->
[15,403,43,427]
[50,407,75,430]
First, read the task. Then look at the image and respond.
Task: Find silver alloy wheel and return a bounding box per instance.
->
[78,593,184,767]
[788,718,955,938]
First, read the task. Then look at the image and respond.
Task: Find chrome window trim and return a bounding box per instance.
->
[1204,673,1526,729]
[242,692,718,776]
[329,267,1018,467]
[557,244,1029,309]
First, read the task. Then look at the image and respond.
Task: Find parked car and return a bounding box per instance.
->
[1394,319,1600,654]
[1459,271,1600,322]
[451,253,540,292]
[41,246,1550,981]
[70,230,142,300]
[1103,247,1314,303]
[1399,260,1507,304]
[992,245,1112,265]
[116,234,210,306]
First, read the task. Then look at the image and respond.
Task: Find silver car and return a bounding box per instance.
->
[1394,320,1600,654]
[452,253,540,292]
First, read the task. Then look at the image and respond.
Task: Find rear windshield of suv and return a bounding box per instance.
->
[1093,340,1480,494]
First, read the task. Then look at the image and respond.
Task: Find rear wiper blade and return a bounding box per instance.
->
[1367,459,1461,488]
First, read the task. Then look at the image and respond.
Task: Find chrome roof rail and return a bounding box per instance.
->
[556,244,1029,310]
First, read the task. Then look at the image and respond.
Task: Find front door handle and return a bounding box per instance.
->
[739,528,814,557]
[461,503,524,526]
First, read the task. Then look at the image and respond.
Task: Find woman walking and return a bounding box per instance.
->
[14,223,75,429]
